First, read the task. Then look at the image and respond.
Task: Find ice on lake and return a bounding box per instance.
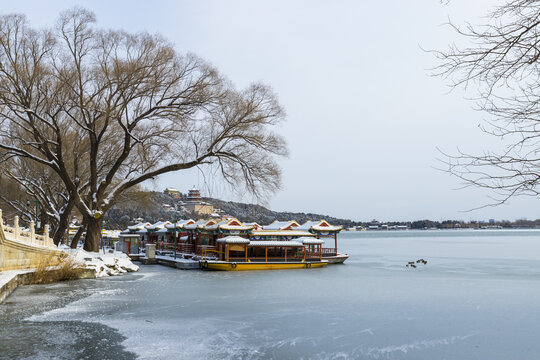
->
[2,229,540,359]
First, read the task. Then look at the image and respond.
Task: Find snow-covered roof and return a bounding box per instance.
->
[145,221,172,230]
[184,219,212,230]
[296,220,343,232]
[205,218,231,230]
[263,220,300,231]
[127,222,151,231]
[296,221,318,231]
[297,237,325,245]
[220,224,253,230]
[120,233,140,238]
[312,224,342,232]
[248,241,303,247]
[243,222,262,230]
[204,218,255,231]
[164,219,195,229]
[102,229,121,239]
[251,230,315,237]
[216,236,251,244]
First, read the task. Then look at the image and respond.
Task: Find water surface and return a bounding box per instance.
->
[2,230,540,359]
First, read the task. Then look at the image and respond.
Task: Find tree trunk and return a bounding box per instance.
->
[83,217,102,252]
[70,224,86,249]
[52,221,68,246]
[53,200,75,246]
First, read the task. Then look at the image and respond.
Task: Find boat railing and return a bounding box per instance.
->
[321,247,337,256]
[202,249,224,260]
[146,242,196,254]
[196,245,218,256]
[228,257,311,263]
[303,250,322,259]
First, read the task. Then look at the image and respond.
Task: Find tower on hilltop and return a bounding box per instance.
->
[187,186,202,203]
[185,186,214,215]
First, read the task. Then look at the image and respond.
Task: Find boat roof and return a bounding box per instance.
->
[205,218,254,231]
[145,221,172,230]
[248,240,303,247]
[251,230,315,237]
[120,233,140,238]
[164,219,196,229]
[216,236,251,244]
[127,222,151,231]
[296,237,325,245]
[184,219,211,230]
[243,222,262,229]
[263,220,300,230]
[296,220,343,232]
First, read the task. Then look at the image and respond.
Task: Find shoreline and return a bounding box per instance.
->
[0,268,97,305]
[0,249,139,305]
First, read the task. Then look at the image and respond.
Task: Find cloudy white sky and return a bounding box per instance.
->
[5,0,538,222]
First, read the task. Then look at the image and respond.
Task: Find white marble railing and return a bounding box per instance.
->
[0,209,56,248]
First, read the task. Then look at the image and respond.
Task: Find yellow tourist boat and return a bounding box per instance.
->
[200,260,327,271]
[200,236,328,271]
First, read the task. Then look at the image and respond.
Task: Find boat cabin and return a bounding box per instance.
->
[213,235,325,263]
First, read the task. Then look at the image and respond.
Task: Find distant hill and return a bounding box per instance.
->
[204,198,359,227]
[104,191,359,229]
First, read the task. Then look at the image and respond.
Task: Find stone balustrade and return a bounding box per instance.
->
[0,209,56,249]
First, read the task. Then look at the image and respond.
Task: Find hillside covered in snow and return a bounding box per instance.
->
[103,191,359,229]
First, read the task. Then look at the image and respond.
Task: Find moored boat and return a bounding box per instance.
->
[200,260,327,271]
[200,236,328,271]
[123,217,348,267]
[286,220,349,264]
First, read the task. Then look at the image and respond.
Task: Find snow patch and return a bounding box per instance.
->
[60,247,139,277]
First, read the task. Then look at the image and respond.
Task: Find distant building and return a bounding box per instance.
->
[187,187,201,202]
[164,187,181,198]
[184,186,214,215]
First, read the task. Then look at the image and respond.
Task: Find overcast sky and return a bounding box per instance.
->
[5,0,538,222]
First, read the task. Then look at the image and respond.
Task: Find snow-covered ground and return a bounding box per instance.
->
[59,246,139,277]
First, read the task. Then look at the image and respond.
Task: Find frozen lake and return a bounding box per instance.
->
[2,229,540,359]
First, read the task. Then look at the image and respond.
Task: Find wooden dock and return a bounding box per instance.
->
[130,253,200,269]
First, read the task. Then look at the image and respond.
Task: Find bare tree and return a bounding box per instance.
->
[0,170,34,223]
[0,156,75,245]
[0,8,287,251]
[434,0,540,207]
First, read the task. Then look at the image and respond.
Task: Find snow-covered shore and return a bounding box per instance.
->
[59,246,139,277]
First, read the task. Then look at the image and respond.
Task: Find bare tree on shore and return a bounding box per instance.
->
[0,8,287,251]
[0,158,74,244]
[434,0,540,207]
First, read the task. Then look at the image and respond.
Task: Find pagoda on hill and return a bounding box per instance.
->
[185,186,214,215]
